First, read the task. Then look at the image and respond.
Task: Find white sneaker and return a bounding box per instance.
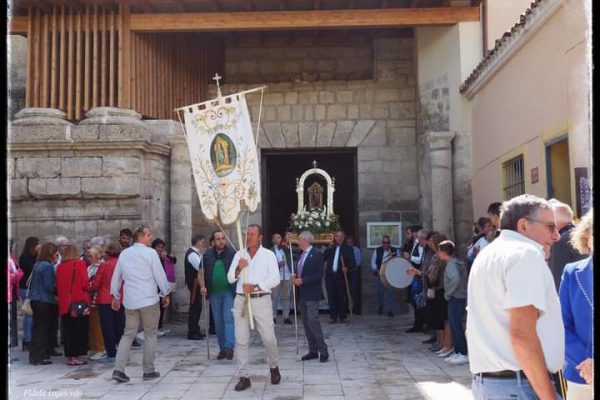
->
[437,347,455,357]
[157,329,167,337]
[444,353,459,363]
[90,352,107,361]
[449,354,469,365]
[135,332,145,342]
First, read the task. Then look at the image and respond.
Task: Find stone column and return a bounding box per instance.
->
[169,136,193,313]
[426,131,455,240]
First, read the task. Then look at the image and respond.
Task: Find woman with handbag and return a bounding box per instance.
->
[28,242,59,366]
[56,245,91,366]
[18,236,40,351]
[8,239,24,350]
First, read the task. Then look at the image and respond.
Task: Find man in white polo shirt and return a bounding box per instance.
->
[228,224,281,391]
[467,194,564,399]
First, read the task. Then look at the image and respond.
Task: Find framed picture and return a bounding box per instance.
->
[366,222,402,249]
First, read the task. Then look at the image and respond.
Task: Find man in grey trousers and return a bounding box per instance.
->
[292,231,328,362]
[110,225,171,383]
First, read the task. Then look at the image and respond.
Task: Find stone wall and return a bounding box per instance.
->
[8,108,173,251]
[226,45,373,83]
[191,38,421,261]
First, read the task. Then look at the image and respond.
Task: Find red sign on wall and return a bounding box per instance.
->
[531,167,539,184]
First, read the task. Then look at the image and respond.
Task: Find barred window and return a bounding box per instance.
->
[503,155,525,200]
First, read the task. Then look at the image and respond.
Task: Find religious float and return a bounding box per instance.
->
[287,161,340,244]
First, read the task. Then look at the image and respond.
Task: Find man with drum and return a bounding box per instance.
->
[370,235,398,317]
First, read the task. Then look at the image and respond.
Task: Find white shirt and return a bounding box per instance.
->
[467,236,490,259]
[187,247,203,271]
[110,243,171,309]
[409,242,423,265]
[227,245,280,294]
[370,248,392,272]
[466,230,565,374]
[332,246,340,272]
[273,246,291,280]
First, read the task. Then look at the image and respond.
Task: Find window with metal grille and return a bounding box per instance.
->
[503,155,525,200]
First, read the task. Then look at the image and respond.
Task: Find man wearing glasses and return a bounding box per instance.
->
[467,195,564,400]
[370,235,398,317]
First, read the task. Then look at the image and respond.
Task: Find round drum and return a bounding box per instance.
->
[380,257,414,289]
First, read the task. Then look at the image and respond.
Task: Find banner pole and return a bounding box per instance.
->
[237,219,255,330]
[289,235,299,354]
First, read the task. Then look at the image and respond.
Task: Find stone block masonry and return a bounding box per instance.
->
[8,107,173,251]
[211,37,420,264]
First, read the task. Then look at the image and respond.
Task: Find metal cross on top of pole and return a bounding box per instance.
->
[212,73,223,99]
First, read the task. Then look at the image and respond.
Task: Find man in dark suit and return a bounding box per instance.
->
[323,229,356,323]
[292,231,328,363]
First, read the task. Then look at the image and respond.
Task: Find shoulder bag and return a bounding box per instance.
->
[21,271,34,316]
[69,262,88,318]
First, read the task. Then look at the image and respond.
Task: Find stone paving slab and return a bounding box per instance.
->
[9,312,474,399]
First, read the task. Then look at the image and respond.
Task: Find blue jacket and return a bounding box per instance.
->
[297,247,324,302]
[28,260,57,304]
[559,256,593,384]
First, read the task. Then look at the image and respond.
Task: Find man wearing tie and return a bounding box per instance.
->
[323,229,356,323]
[292,231,328,362]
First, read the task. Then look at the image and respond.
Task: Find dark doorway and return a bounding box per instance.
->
[261,148,358,243]
[261,147,360,314]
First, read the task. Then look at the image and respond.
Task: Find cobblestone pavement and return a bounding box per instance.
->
[9,312,474,400]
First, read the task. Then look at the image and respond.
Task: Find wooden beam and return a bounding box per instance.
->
[9,16,28,34]
[9,13,115,35]
[129,7,480,32]
[59,5,66,110]
[50,6,58,108]
[84,5,90,112]
[75,11,82,119]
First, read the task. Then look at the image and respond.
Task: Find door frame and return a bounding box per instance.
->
[544,134,569,200]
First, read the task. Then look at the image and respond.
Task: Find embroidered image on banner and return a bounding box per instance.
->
[183,94,260,225]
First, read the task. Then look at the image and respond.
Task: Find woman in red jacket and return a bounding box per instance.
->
[92,240,124,362]
[56,245,91,366]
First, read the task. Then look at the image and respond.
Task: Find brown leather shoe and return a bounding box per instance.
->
[234,377,251,391]
[216,350,226,360]
[270,367,281,384]
[225,349,234,360]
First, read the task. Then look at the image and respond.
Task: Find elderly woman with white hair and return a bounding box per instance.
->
[558,209,594,400]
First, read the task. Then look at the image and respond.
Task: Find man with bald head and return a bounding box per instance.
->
[547,199,585,291]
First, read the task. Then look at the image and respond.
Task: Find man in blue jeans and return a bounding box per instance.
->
[466,195,564,400]
[370,235,397,317]
[439,240,469,365]
[201,231,236,360]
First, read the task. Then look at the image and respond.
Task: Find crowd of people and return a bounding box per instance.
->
[6,194,594,399]
[7,228,173,367]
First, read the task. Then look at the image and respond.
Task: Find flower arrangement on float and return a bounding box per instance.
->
[288,206,340,241]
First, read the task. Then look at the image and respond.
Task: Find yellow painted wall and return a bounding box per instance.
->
[469,1,592,218]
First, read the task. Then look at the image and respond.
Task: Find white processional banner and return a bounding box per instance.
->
[182,94,260,225]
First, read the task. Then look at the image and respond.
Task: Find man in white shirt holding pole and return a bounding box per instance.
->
[110,225,171,383]
[228,224,281,391]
